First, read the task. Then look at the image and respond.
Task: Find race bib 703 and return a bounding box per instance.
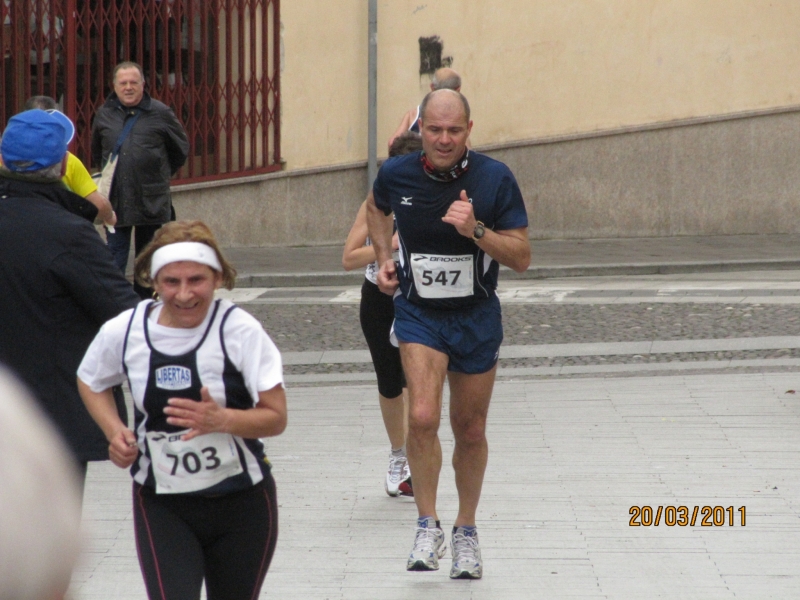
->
[146,430,243,494]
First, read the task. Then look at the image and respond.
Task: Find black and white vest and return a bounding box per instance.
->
[122,299,269,495]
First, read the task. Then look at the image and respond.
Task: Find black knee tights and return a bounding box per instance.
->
[360,279,405,398]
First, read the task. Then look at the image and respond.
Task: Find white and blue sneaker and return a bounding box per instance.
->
[407,517,446,571]
[450,526,482,579]
[385,449,410,497]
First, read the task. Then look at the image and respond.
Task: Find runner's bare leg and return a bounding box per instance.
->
[400,342,448,520]
[448,365,496,527]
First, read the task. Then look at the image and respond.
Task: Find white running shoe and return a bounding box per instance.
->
[385,450,410,497]
[407,517,446,571]
[450,526,482,579]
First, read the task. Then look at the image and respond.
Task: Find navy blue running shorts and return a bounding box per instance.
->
[393,293,503,374]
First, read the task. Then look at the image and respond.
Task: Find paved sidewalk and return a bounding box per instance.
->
[71,372,800,599]
[67,265,800,598]
[224,233,800,287]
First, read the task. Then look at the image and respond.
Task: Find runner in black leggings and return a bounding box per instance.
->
[78,221,287,599]
[343,132,422,497]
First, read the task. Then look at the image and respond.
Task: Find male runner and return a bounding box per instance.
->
[367,88,530,579]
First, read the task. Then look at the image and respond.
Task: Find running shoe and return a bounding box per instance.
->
[450,526,482,579]
[385,451,410,497]
[407,516,446,571]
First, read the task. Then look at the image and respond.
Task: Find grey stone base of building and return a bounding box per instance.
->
[172,106,800,247]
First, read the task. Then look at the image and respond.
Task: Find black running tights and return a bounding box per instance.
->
[132,475,278,600]
[360,279,406,398]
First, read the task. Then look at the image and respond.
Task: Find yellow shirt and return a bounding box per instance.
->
[62,152,97,198]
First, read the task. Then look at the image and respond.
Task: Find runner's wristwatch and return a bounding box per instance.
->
[472,221,486,241]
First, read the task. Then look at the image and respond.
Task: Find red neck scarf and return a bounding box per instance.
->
[421,149,470,182]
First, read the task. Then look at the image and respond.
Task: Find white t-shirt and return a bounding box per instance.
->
[364,231,399,286]
[79,299,283,402]
[364,236,379,284]
[80,298,284,494]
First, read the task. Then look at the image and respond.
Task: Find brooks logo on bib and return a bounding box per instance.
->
[410,253,473,299]
[155,366,192,390]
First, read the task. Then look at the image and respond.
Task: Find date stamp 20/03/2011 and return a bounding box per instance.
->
[629,506,746,527]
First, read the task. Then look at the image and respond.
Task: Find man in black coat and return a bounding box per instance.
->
[0,109,139,488]
[91,60,189,298]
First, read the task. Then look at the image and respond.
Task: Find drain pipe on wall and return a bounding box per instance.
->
[367,0,378,191]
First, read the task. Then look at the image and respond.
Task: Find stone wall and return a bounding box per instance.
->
[173,108,800,246]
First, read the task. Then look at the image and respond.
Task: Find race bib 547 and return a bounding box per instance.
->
[410,253,473,299]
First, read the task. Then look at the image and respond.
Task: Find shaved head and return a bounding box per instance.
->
[431,68,461,91]
[418,89,473,171]
[419,89,471,124]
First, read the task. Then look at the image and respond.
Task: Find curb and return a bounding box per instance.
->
[234,258,800,288]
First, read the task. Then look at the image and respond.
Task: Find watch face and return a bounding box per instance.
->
[474,223,485,239]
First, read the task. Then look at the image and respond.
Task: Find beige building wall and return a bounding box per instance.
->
[279,1,368,171]
[279,0,800,170]
[176,1,800,245]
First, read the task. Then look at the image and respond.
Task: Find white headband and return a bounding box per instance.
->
[150,242,222,279]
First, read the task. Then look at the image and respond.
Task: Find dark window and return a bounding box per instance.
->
[0,0,281,183]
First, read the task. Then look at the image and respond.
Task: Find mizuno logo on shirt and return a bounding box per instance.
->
[155,366,192,390]
[401,197,413,205]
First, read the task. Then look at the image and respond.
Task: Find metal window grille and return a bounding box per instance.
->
[0,0,281,183]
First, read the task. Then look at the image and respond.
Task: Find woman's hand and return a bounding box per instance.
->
[165,384,286,441]
[108,427,139,468]
[164,386,231,441]
[78,378,139,468]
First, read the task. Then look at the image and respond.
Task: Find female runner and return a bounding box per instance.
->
[78,220,286,600]
[342,132,421,496]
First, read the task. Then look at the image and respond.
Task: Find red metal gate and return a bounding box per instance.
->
[0,0,280,183]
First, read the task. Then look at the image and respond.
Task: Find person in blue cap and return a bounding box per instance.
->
[23,95,117,228]
[0,109,139,491]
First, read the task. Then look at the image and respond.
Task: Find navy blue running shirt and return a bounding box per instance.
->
[373,151,528,309]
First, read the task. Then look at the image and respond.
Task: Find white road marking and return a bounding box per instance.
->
[226,271,800,305]
[215,288,271,302]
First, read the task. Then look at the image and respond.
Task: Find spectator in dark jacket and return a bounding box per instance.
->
[91,61,189,298]
[0,109,139,490]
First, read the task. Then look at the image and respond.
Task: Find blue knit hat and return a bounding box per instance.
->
[1,109,69,172]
